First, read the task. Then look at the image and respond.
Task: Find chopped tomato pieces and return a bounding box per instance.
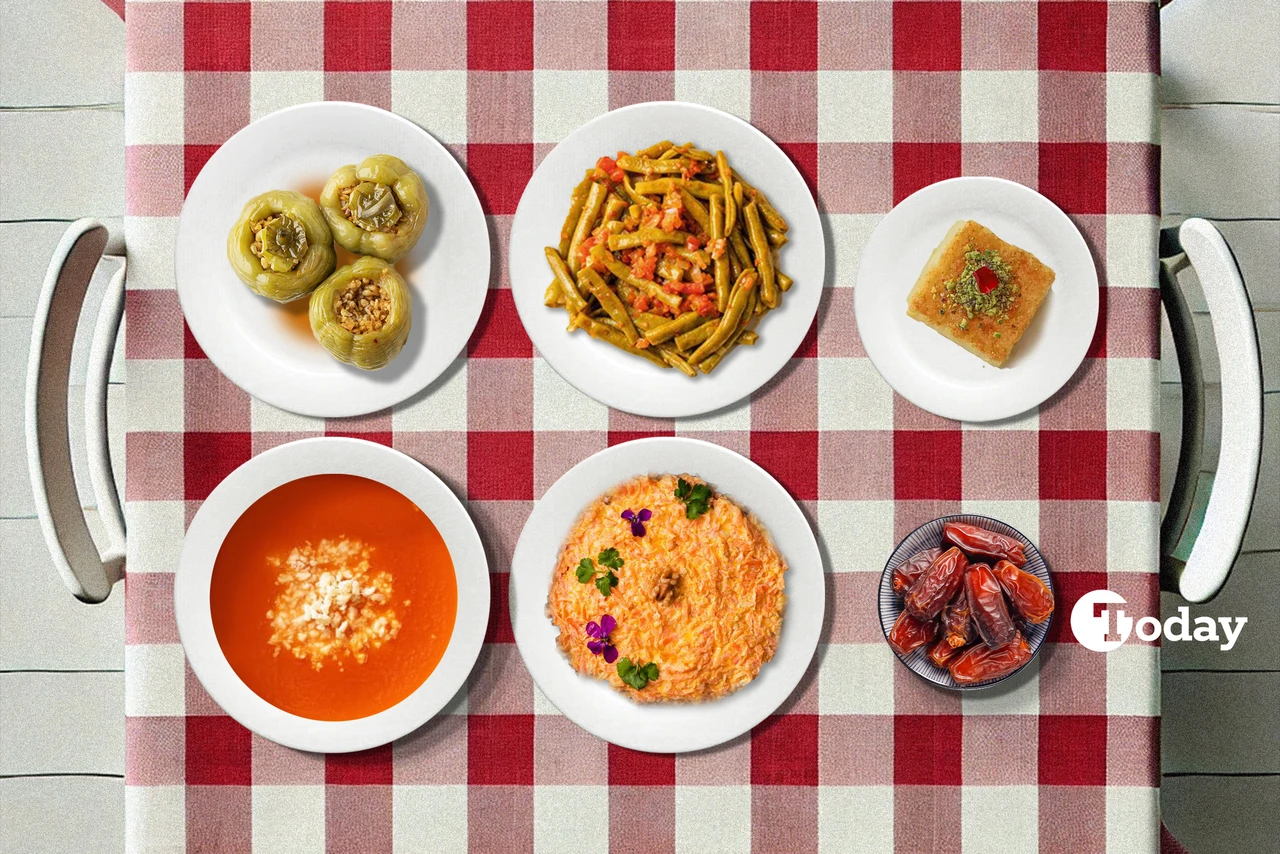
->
[595,156,625,185]
[688,294,718,316]
[686,235,703,251]
[709,238,727,259]
[630,294,652,312]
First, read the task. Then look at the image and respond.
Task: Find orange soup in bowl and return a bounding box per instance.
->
[210,474,457,721]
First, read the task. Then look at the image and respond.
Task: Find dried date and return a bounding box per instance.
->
[965,563,1017,648]
[992,559,1054,624]
[904,547,969,621]
[949,632,1032,684]
[892,547,944,597]
[888,610,938,656]
[943,521,1027,567]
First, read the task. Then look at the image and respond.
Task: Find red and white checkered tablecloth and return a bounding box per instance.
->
[121,1,1164,851]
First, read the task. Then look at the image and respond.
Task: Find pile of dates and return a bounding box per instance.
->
[888,521,1055,685]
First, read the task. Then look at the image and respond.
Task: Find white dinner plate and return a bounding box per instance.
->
[174,437,489,753]
[854,177,1099,422]
[509,437,825,753]
[509,102,825,418]
[176,102,490,418]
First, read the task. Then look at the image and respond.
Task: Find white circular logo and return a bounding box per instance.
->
[1070,589,1129,652]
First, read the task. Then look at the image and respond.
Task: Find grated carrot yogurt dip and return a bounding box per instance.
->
[547,474,786,702]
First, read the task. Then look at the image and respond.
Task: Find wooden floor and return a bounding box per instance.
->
[0,1,1275,851]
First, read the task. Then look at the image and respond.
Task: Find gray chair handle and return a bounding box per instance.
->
[25,219,126,603]
[1160,218,1262,603]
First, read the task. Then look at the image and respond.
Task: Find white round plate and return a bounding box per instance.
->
[509,102,825,418]
[174,437,489,753]
[510,437,824,753]
[176,102,490,418]
[854,177,1099,422]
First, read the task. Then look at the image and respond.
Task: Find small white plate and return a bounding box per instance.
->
[174,437,489,753]
[854,177,1099,422]
[509,102,825,418]
[510,437,824,753]
[176,102,490,418]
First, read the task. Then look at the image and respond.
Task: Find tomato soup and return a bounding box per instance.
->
[210,474,457,721]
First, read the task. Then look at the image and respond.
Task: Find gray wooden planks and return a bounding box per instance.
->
[0,317,34,520]
[0,776,123,854]
[1241,392,1280,554]
[1163,672,1280,774]
[0,0,124,108]
[0,672,124,775]
[1161,106,1280,220]
[0,110,124,221]
[1160,553,1280,672]
[1162,775,1280,854]
[1161,0,1280,106]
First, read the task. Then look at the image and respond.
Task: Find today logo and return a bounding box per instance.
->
[1070,589,1247,653]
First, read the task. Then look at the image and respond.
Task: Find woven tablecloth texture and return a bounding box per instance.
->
[122,1,1163,851]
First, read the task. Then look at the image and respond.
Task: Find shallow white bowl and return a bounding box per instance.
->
[510,437,824,753]
[176,101,490,418]
[855,176,1099,422]
[174,437,489,753]
[509,101,825,418]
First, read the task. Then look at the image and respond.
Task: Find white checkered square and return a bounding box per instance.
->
[1107,501,1160,573]
[123,216,179,291]
[251,395,326,433]
[125,500,185,574]
[961,659,1040,715]
[532,358,610,432]
[126,73,184,144]
[534,786,608,854]
[1106,786,1160,854]
[817,71,893,143]
[253,786,325,854]
[250,71,324,122]
[818,786,893,854]
[391,70,468,144]
[393,785,468,854]
[674,70,752,122]
[125,644,185,717]
[818,644,895,715]
[1107,73,1160,144]
[1106,644,1160,716]
[960,500,1039,545]
[827,214,883,288]
[391,357,468,431]
[1107,358,1158,431]
[126,360,185,432]
[961,71,1039,143]
[819,358,894,430]
[126,786,185,854]
[962,786,1038,854]
[818,500,896,573]
[675,786,751,854]
[1106,215,1159,289]
[533,70,609,144]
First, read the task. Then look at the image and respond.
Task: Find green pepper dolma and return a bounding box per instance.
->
[309,257,412,370]
[319,155,429,263]
[227,190,336,302]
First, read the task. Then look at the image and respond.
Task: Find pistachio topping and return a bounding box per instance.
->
[250,214,309,272]
[341,182,403,233]
[938,244,1018,328]
[334,277,392,335]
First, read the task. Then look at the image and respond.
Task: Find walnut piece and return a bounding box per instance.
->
[652,569,680,603]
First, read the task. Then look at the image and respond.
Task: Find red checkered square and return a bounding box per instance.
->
[326,745,393,785]
[1046,571,1108,643]
[486,572,514,644]
[751,714,819,786]
[184,432,251,501]
[1039,142,1107,215]
[751,431,819,500]
[1039,714,1107,786]
[186,716,251,785]
[1039,430,1107,500]
[609,1,674,71]
[894,430,962,500]
[185,3,251,72]
[184,144,220,197]
[468,715,534,785]
[465,143,533,216]
[894,715,962,785]
[1039,1,1108,73]
[609,744,676,786]
[469,289,533,358]
[324,2,392,72]
[893,142,961,205]
[778,141,818,199]
[468,1,534,71]
[184,321,206,360]
[468,432,534,500]
[893,2,962,72]
[751,2,818,72]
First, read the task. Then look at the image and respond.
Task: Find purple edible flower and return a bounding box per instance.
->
[621,508,652,537]
[585,615,618,664]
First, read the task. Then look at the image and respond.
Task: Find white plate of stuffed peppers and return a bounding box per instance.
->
[176,101,490,418]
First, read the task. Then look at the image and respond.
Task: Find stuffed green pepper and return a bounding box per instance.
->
[319,155,429,262]
[227,190,336,302]
[309,257,412,370]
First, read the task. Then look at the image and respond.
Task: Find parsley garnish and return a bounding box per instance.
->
[575,548,622,597]
[674,478,712,520]
[617,657,660,690]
